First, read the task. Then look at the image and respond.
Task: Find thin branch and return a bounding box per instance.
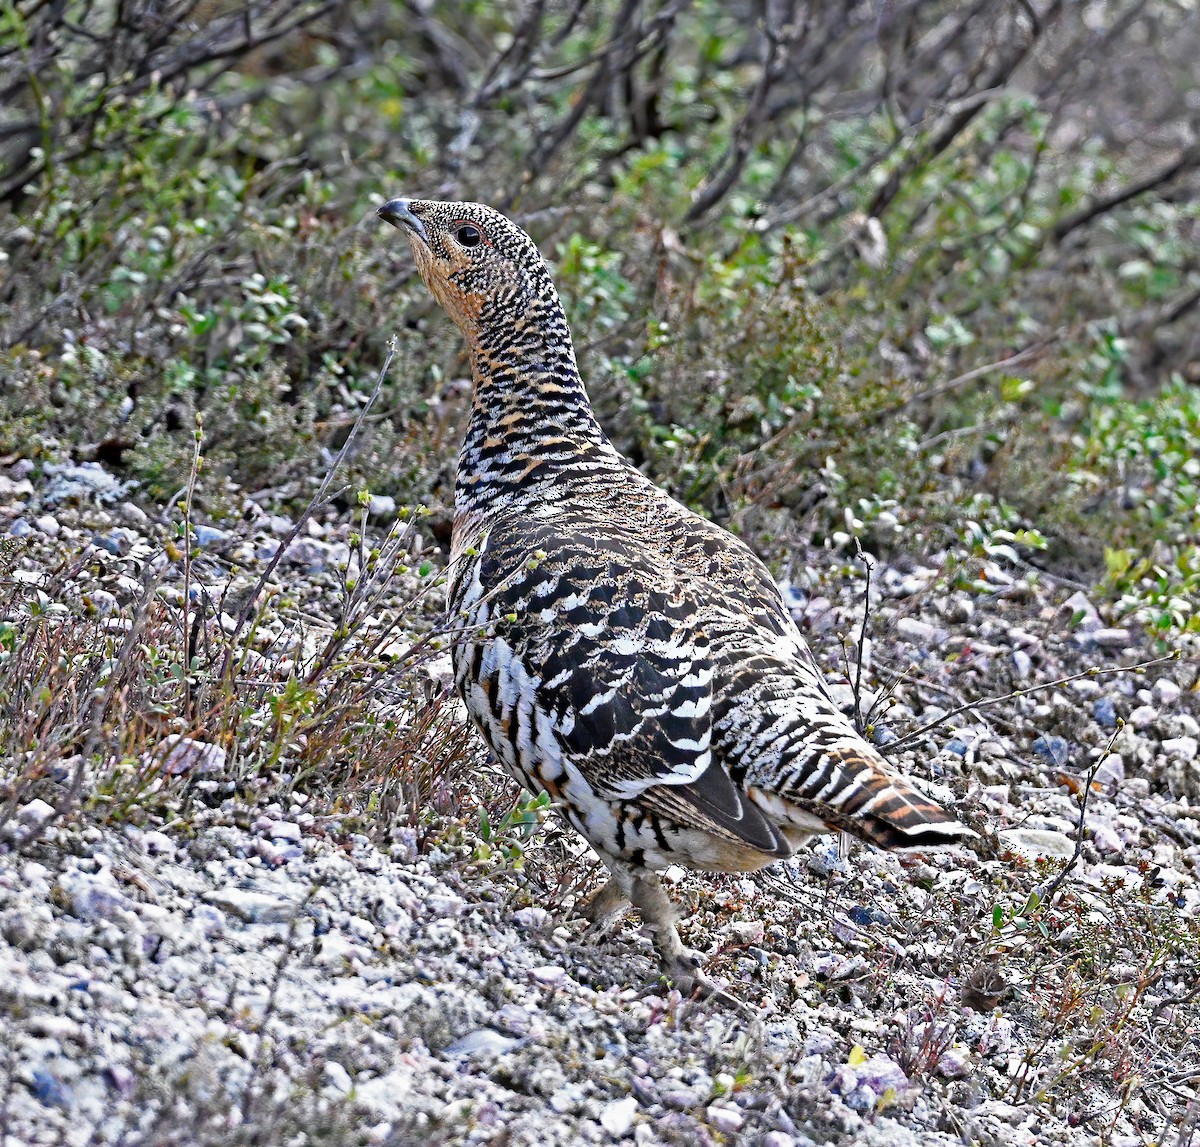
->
[1052,136,1200,246]
[217,340,396,683]
[1038,721,1122,906]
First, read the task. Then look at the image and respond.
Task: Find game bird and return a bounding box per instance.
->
[378,197,975,999]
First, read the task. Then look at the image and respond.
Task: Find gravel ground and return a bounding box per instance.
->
[2,458,1199,1147]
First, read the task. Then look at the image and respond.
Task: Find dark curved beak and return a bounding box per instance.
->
[377,198,428,242]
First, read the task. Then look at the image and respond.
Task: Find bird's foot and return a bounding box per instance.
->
[647,948,751,1016]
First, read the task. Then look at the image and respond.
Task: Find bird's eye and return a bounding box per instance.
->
[455,223,484,248]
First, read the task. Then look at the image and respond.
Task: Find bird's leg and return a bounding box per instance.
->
[580,874,631,930]
[626,871,747,1012]
[581,862,747,1012]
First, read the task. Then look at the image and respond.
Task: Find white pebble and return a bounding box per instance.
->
[17,799,56,828]
[707,1105,744,1133]
[998,828,1076,861]
[512,906,551,929]
[1162,737,1198,760]
[142,830,176,857]
[1153,678,1182,706]
[599,1095,638,1137]
[1090,823,1124,853]
[425,893,466,917]
[368,494,396,516]
[1128,705,1158,731]
[896,617,941,644]
[323,1061,353,1095]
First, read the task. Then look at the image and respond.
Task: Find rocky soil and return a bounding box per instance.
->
[1,457,1198,1147]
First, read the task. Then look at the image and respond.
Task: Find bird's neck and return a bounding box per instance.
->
[456,302,622,513]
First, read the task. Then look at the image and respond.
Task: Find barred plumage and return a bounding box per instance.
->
[379,197,975,996]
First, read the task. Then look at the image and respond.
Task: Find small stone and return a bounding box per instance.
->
[1011,650,1033,680]
[1129,705,1158,731]
[531,964,566,986]
[267,820,302,842]
[151,735,226,776]
[998,829,1076,861]
[1094,753,1125,787]
[323,1061,353,1095]
[92,532,128,556]
[18,798,56,828]
[1163,736,1199,760]
[34,514,60,536]
[1032,736,1070,767]
[444,1029,519,1058]
[1061,591,1101,631]
[425,893,466,917]
[1092,627,1133,648]
[662,1088,701,1110]
[937,1048,972,1079]
[848,905,890,927]
[8,517,31,537]
[368,495,396,517]
[283,538,331,569]
[844,1084,878,1111]
[1091,823,1124,853]
[203,889,297,924]
[142,830,176,857]
[727,920,764,946]
[706,1105,744,1133]
[29,1015,82,1040]
[1093,697,1118,729]
[86,589,119,616]
[31,1068,71,1108]
[599,1095,638,1138]
[106,1064,135,1094]
[512,906,551,930]
[807,839,850,877]
[43,461,131,504]
[0,473,33,495]
[193,525,228,548]
[60,873,134,922]
[1153,678,1182,706]
[896,617,942,644]
[860,1055,909,1095]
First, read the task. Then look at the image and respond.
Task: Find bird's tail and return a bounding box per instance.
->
[780,742,976,852]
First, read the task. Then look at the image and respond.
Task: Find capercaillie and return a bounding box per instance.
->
[378,197,976,999]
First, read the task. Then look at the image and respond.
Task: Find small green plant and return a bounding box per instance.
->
[476,791,553,869]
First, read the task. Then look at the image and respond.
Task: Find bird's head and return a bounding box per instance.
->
[377,197,554,344]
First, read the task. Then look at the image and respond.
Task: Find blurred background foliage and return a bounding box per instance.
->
[1,0,1198,637]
